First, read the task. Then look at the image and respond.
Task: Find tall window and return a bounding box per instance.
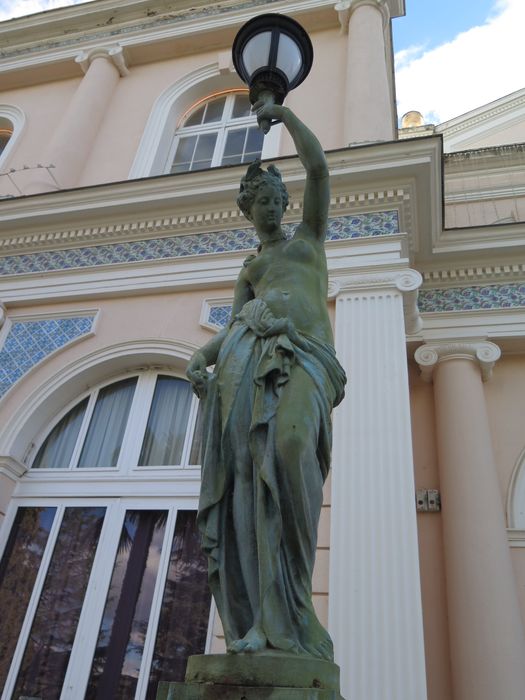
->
[0,370,210,700]
[168,90,264,174]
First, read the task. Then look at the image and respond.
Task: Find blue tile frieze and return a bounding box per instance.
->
[0,211,400,276]
[419,284,525,312]
[0,316,95,398]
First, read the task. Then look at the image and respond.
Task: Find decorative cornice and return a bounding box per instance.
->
[437,92,525,141]
[75,45,129,77]
[415,341,501,383]
[422,263,525,286]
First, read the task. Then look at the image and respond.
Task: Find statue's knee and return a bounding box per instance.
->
[275,427,310,463]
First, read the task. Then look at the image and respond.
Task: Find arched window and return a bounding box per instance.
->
[0,118,13,158]
[167,90,264,173]
[0,106,24,170]
[0,370,210,700]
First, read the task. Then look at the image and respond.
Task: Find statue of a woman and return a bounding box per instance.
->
[186,101,346,660]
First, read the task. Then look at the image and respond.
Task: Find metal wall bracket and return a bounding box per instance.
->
[416,489,441,512]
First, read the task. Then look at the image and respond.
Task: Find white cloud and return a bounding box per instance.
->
[0,0,93,22]
[395,0,525,125]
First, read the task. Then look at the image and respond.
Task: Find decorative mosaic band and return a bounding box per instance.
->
[0,316,95,398]
[419,284,525,312]
[0,211,399,276]
[206,284,525,323]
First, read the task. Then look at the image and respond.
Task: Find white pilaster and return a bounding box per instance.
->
[329,269,427,700]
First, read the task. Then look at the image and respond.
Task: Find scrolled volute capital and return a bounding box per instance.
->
[415,341,502,383]
[75,45,129,76]
[335,0,390,32]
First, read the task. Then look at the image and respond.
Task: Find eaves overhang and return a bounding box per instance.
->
[0,0,340,88]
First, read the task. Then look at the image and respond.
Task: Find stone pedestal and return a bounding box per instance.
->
[157,653,345,699]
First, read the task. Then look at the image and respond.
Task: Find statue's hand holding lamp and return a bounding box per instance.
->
[232,13,314,133]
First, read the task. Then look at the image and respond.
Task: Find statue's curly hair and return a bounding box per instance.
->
[237,160,289,221]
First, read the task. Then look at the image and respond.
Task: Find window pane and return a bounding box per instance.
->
[188,400,203,465]
[184,104,206,127]
[146,511,210,696]
[202,96,226,124]
[139,376,193,466]
[171,135,197,173]
[223,128,246,159]
[0,507,56,693]
[191,132,217,171]
[244,126,264,160]
[86,510,167,700]
[232,93,252,119]
[13,507,105,700]
[32,398,88,469]
[77,377,137,468]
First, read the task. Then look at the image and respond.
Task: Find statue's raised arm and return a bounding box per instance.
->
[253,101,329,242]
[186,102,346,664]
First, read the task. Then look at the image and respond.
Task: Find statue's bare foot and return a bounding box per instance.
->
[228,626,267,654]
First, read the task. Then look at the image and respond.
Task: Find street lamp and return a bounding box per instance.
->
[232,13,313,133]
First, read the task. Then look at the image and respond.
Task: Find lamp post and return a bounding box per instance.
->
[232,13,313,133]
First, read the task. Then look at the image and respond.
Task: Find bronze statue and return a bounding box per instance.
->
[186,101,346,660]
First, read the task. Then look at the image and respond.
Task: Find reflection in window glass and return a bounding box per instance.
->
[77,377,137,468]
[146,511,210,696]
[86,510,167,700]
[13,507,105,700]
[32,398,88,469]
[232,93,252,119]
[0,507,56,693]
[139,376,193,466]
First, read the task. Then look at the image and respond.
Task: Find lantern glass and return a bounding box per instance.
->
[276,34,303,84]
[242,31,272,77]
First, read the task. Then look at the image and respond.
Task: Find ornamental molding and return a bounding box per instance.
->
[0,454,28,481]
[437,92,525,141]
[75,45,129,77]
[414,340,501,383]
[0,193,407,256]
[0,0,338,73]
[421,263,525,286]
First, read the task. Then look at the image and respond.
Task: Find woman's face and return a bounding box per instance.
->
[250,184,283,236]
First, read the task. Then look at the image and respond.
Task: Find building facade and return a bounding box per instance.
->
[1,1,525,699]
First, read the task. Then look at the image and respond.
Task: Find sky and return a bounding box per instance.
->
[0,0,524,126]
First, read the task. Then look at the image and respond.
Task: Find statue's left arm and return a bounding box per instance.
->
[253,102,329,242]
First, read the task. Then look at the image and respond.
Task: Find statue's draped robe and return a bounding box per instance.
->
[198,298,346,659]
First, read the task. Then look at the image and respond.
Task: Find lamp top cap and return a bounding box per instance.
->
[232,12,313,91]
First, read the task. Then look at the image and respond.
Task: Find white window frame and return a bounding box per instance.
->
[0,495,213,700]
[27,368,201,474]
[128,63,281,179]
[166,90,264,173]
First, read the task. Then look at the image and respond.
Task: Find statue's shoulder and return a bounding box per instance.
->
[242,253,257,268]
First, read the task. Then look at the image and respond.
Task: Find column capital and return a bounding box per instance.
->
[75,45,129,77]
[335,0,390,32]
[415,340,501,383]
[330,268,423,334]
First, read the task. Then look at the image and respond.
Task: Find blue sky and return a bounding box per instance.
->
[1,0,523,125]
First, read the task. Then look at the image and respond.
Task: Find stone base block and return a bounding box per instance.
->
[157,653,345,700]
